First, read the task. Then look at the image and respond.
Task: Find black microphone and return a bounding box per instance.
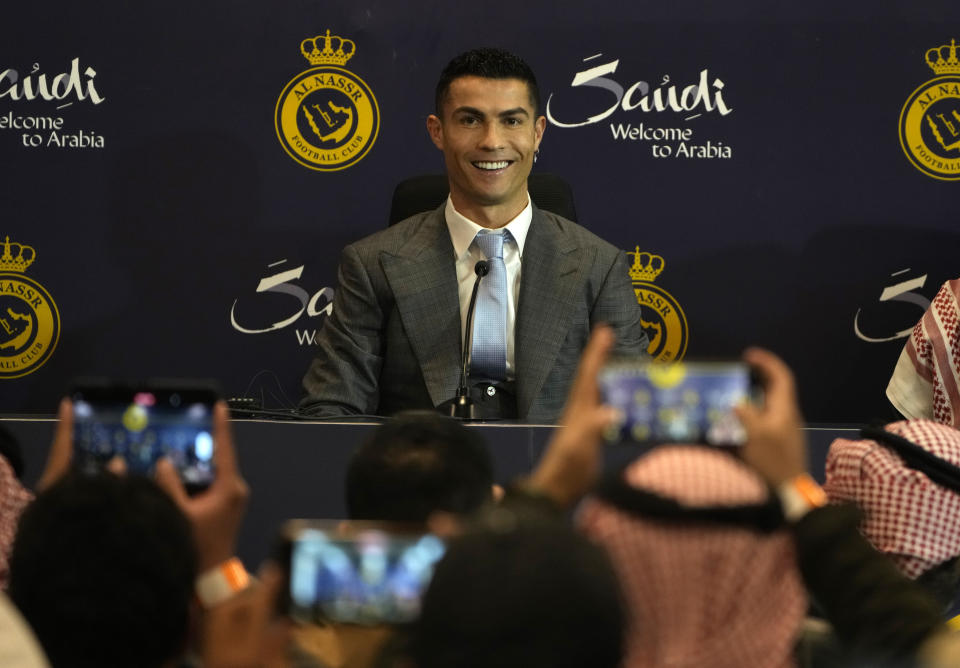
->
[441,260,488,419]
[460,260,489,387]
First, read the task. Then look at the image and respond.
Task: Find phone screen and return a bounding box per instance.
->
[71,382,216,490]
[288,525,445,625]
[599,360,755,446]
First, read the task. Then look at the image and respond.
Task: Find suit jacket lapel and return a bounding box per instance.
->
[380,207,462,407]
[515,208,589,417]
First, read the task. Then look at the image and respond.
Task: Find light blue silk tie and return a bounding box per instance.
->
[471,230,508,382]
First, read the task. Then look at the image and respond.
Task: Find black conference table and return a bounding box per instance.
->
[0,416,858,568]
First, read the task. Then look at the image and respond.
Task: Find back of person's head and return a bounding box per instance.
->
[825,419,960,603]
[411,507,624,668]
[346,411,494,523]
[578,445,806,668]
[9,472,196,668]
[435,47,540,116]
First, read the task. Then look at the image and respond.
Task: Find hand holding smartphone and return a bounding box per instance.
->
[280,520,445,626]
[598,359,761,446]
[69,380,219,492]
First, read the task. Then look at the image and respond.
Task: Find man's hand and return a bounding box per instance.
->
[735,347,808,486]
[36,398,74,492]
[527,325,619,507]
[200,561,291,668]
[155,401,250,572]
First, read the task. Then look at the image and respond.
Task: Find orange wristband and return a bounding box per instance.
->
[195,557,250,608]
[777,473,827,522]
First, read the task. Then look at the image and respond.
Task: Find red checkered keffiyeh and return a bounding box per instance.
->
[887,278,960,427]
[0,455,32,589]
[578,446,806,668]
[824,419,960,579]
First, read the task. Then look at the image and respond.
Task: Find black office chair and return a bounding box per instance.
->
[388,173,579,225]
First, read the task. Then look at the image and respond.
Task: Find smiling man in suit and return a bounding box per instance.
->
[300,48,647,421]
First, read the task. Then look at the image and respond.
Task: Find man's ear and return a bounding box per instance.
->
[492,483,505,503]
[533,115,546,152]
[426,114,444,150]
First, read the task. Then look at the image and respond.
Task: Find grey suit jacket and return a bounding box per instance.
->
[300,204,647,422]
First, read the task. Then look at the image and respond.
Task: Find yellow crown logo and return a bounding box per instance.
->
[926,39,960,75]
[301,30,356,66]
[628,247,664,282]
[0,237,35,273]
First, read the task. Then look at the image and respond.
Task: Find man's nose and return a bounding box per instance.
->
[477,122,504,150]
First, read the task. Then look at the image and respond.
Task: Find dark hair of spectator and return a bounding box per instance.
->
[435,47,540,116]
[916,555,960,610]
[411,510,625,668]
[345,411,495,523]
[8,473,196,668]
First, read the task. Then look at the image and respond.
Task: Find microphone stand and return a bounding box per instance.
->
[442,260,488,419]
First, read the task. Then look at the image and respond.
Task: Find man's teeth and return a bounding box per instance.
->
[473,161,509,170]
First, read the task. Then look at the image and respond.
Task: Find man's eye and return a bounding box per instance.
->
[504,117,523,127]
[460,116,480,127]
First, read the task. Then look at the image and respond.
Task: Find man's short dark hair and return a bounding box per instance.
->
[9,473,196,668]
[411,509,625,668]
[916,555,960,610]
[345,411,495,522]
[435,47,540,116]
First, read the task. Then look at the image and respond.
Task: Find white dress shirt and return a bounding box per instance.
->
[444,195,532,380]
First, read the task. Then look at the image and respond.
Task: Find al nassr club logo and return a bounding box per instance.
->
[899,39,960,181]
[275,30,380,172]
[0,236,60,378]
[628,247,688,362]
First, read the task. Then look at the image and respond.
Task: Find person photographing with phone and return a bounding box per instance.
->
[7,397,290,668]
[520,328,960,668]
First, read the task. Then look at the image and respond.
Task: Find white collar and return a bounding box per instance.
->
[444,195,532,260]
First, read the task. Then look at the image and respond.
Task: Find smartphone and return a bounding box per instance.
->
[280,520,446,626]
[598,359,759,446]
[70,380,218,492]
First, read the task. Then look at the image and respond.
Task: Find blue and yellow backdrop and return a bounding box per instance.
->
[2,0,958,422]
